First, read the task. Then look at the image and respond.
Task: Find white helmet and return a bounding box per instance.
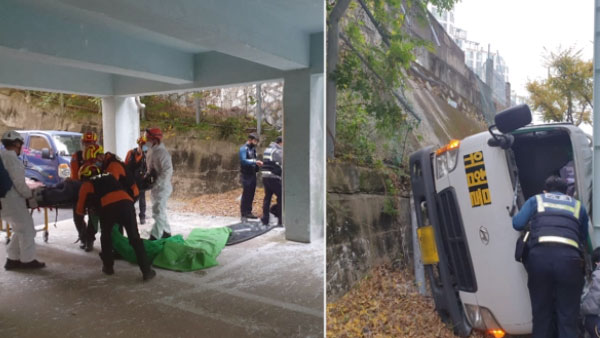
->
[1,130,24,143]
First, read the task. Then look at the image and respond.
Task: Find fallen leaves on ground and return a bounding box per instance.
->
[327,264,488,338]
[173,187,270,218]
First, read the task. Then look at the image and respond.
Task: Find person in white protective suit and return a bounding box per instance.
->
[1,131,46,270]
[144,127,173,240]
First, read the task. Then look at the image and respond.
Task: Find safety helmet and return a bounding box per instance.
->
[1,130,24,143]
[136,135,147,145]
[145,127,163,141]
[78,163,101,180]
[82,131,98,144]
[83,144,104,161]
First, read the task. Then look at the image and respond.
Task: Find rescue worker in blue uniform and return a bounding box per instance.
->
[239,133,262,220]
[260,136,283,226]
[512,175,589,338]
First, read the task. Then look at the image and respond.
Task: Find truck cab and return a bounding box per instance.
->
[17,130,82,186]
[409,105,594,337]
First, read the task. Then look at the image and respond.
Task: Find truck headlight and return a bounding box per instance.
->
[463,303,505,337]
[58,163,71,178]
[435,139,460,179]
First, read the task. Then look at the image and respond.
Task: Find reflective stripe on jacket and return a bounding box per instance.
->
[530,193,584,249]
[76,174,133,215]
[261,142,282,179]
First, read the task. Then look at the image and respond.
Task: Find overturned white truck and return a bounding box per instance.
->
[409,104,595,337]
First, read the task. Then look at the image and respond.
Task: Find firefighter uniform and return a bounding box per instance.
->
[76,173,154,280]
[260,141,282,226]
[70,150,89,245]
[103,153,140,200]
[125,147,147,224]
[513,191,589,338]
[239,142,259,218]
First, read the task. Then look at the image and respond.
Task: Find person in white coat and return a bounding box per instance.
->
[144,128,173,240]
[1,130,45,270]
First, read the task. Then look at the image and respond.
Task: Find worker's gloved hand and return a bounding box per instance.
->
[33,187,45,202]
[141,175,153,190]
[26,197,38,209]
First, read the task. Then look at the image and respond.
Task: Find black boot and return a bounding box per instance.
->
[85,239,94,252]
[78,237,86,249]
[102,265,114,275]
[161,232,171,239]
[4,258,21,270]
[20,260,46,269]
[142,269,156,281]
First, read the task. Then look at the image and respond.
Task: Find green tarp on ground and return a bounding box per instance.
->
[111,226,232,272]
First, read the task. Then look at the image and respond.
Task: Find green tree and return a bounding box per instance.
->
[327,0,459,163]
[526,47,593,126]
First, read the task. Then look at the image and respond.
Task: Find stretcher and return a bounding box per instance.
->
[1,179,76,244]
[0,207,55,244]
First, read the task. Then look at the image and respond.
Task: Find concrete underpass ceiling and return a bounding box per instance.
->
[0,0,324,96]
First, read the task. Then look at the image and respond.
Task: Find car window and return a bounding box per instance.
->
[52,135,81,156]
[29,135,51,151]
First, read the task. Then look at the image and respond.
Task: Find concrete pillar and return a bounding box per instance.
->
[101,96,140,159]
[592,0,600,246]
[282,70,325,243]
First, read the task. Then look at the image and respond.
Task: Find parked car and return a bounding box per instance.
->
[17,130,83,186]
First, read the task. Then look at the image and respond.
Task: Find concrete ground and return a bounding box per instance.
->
[0,205,324,337]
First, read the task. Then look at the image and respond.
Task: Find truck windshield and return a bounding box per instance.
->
[52,135,82,156]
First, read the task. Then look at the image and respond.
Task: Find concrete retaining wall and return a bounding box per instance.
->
[166,136,243,197]
[326,162,411,301]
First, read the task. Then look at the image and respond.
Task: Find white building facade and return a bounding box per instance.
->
[431,7,511,105]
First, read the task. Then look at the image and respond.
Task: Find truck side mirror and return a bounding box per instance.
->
[41,148,54,159]
[494,104,532,134]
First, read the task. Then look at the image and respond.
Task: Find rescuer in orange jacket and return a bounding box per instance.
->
[70,131,98,181]
[125,135,148,225]
[101,152,139,201]
[76,144,104,252]
[69,131,99,247]
[76,163,155,281]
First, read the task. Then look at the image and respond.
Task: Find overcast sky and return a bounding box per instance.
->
[453,0,594,99]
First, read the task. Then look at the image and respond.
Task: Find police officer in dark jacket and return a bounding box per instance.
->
[239,133,263,220]
[512,175,589,338]
[260,136,282,226]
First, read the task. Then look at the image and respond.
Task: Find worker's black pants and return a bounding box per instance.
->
[99,200,151,274]
[585,315,600,337]
[83,209,99,242]
[138,189,146,219]
[74,208,99,243]
[240,173,256,217]
[526,244,584,338]
[261,177,281,225]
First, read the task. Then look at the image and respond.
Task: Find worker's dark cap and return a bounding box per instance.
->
[248,132,259,140]
[275,136,282,144]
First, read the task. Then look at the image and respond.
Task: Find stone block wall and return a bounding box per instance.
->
[326,162,411,301]
[166,136,246,197]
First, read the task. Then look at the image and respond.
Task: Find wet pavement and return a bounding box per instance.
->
[0,207,324,337]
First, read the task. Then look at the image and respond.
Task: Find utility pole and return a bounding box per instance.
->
[195,95,201,124]
[256,83,263,138]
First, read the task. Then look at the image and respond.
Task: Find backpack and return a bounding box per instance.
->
[0,157,13,198]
